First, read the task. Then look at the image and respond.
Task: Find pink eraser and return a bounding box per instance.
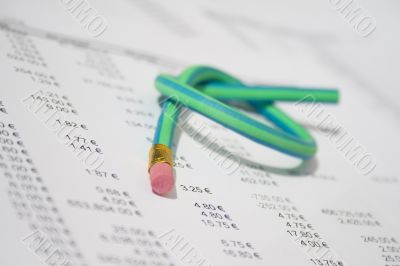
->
[149,162,174,195]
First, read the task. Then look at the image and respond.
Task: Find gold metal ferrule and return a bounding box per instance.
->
[148,144,173,170]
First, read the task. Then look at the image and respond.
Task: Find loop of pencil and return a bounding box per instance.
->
[152,66,339,159]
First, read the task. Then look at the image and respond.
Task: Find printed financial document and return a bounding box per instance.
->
[0,0,399,266]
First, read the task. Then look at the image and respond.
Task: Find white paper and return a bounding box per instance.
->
[0,1,399,266]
